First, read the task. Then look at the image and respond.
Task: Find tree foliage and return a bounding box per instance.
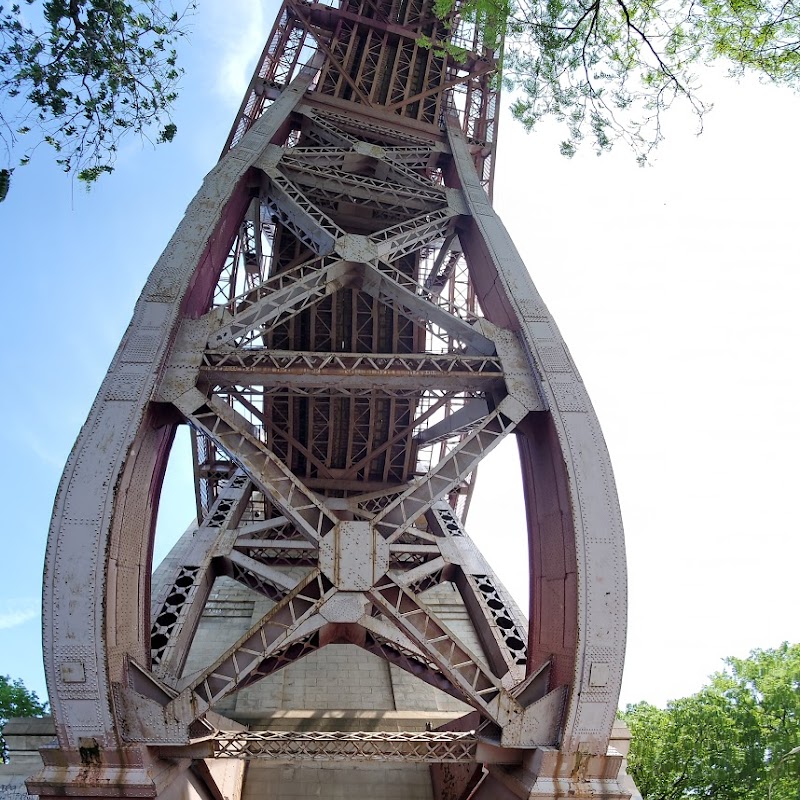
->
[0,0,194,196]
[0,675,48,763]
[622,643,800,800]
[434,0,800,160]
[1,0,798,194]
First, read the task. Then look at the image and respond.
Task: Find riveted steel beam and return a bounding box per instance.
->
[370,396,527,541]
[200,350,503,391]
[359,261,495,355]
[151,471,253,680]
[206,729,482,762]
[207,255,348,347]
[169,572,334,722]
[177,390,337,543]
[368,578,518,724]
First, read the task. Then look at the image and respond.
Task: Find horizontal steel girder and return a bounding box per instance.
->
[200,350,504,391]
[179,730,483,763]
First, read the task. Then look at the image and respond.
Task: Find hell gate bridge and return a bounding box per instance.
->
[30,0,631,797]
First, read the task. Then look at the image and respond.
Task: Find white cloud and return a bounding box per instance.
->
[0,599,39,630]
[202,1,270,100]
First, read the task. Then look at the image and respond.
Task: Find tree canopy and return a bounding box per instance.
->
[0,674,48,763]
[1,0,799,199]
[622,642,800,800]
[0,0,193,198]
[436,0,800,160]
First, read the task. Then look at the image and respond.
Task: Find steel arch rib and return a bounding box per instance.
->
[446,117,627,753]
[40,75,314,767]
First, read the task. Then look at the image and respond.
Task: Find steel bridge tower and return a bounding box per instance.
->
[31,1,631,798]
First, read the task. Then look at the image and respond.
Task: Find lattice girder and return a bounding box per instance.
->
[191,729,482,762]
[38,7,630,797]
[169,570,335,720]
[150,471,254,677]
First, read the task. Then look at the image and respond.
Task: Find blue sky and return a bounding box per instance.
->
[1,0,798,711]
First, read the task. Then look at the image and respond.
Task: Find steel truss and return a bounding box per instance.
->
[38,1,630,799]
[205,730,479,762]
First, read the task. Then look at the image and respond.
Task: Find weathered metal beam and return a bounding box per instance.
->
[262,170,344,256]
[359,261,495,355]
[201,350,503,391]
[447,114,627,753]
[372,396,527,541]
[368,577,515,724]
[427,504,530,678]
[177,389,337,543]
[233,537,315,552]
[169,572,333,721]
[372,207,459,263]
[151,472,253,679]
[207,255,347,347]
[416,398,490,445]
[206,730,482,762]
[280,157,446,210]
[218,550,301,600]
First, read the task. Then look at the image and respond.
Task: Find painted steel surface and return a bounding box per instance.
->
[36,1,630,798]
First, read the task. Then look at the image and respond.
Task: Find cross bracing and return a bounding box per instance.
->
[37,1,631,798]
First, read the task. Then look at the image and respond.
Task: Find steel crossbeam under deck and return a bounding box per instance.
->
[200,351,504,391]
[37,0,633,798]
[161,730,485,763]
